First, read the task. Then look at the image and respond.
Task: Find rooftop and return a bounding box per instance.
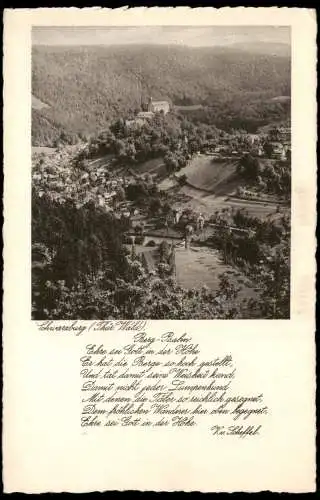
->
[137,111,154,119]
[152,100,169,106]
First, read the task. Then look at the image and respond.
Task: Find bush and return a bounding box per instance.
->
[135,236,144,245]
[178,174,187,185]
[147,240,157,247]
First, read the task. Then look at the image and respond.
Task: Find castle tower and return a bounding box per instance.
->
[185,224,193,249]
[130,235,136,258]
[147,96,153,112]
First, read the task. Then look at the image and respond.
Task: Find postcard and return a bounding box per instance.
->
[3,7,317,493]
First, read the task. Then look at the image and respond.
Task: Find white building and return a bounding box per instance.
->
[147,97,170,115]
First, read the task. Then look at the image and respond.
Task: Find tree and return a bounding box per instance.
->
[269,127,281,141]
[178,174,187,186]
[237,154,261,182]
[263,141,274,158]
[115,186,126,203]
[125,142,137,162]
[114,138,126,156]
[110,118,125,137]
[286,149,291,162]
[248,246,290,319]
[149,197,162,215]
[159,240,170,263]
[164,152,179,173]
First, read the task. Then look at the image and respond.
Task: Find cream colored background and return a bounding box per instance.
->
[3,8,317,493]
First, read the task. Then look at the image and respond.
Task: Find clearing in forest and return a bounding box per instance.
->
[174,246,258,300]
[32,94,50,110]
[176,155,238,194]
[133,157,166,176]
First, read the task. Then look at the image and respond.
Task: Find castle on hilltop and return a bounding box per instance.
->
[146,96,170,115]
[126,95,170,128]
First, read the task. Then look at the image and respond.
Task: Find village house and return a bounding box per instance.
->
[196,214,205,231]
[125,118,146,129]
[284,143,291,155]
[278,127,291,142]
[214,145,231,155]
[174,209,182,225]
[104,191,117,201]
[247,134,260,145]
[136,111,154,120]
[257,147,264,156]
[270,142,286,160]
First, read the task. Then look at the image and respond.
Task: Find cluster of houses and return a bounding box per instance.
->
[267,142,290,160]
[249,126,291,160]
[268,126,291,160]
[32,144,132,208]
[124,210,207,275]
[202,127,291,161]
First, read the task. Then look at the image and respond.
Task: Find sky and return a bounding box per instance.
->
[32,26,291,47]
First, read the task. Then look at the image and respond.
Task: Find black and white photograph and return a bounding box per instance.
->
[4,9,317,495]
[31,25,291,320]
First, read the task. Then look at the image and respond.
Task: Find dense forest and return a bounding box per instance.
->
[32,44,291,145]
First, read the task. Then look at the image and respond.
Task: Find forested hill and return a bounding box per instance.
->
[32,44,291,146]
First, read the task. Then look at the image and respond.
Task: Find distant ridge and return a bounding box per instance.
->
[229,41,291,57]
[32,26,291,48]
